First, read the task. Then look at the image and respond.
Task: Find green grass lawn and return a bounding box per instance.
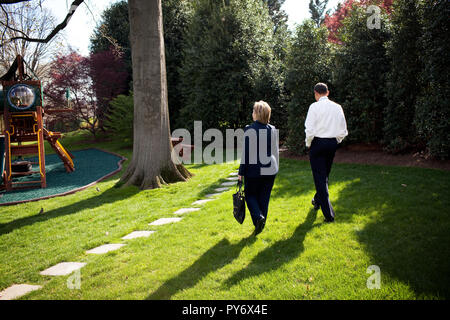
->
[1,130,449,300]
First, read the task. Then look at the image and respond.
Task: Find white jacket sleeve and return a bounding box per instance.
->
[336,106,348,144]
[304,105,316,148]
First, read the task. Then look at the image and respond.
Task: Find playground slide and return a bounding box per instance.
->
[43,129,75,172]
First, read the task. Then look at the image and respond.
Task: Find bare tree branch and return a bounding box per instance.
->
[0,0,84,47]
[0,1,33,4]
[0,2,63,78]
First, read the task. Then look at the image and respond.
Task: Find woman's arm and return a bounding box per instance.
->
[238,125,251,180]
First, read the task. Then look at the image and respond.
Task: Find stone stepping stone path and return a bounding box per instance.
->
[9,171,240,298]
[221,181,236,187]
[205,193,222,198]
[191,199,214,206]
[122,231,155,240]
[174,208,201,215]
[40,262,86,276]
[0,284,42,300]
[86,244,126,255]
[149,217,182,226]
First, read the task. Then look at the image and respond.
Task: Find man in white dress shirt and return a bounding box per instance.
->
[305,83,348,222]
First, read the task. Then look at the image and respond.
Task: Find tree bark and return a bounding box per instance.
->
[120,0,191,189]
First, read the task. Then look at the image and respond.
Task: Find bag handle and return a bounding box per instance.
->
[236,179,244,193]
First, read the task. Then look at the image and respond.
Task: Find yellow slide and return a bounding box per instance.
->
[43,128,75,172]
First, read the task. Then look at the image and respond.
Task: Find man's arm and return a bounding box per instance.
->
[336,107,348,143]
[304,105,316,148]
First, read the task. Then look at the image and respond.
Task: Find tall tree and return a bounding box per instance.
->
[262,0,290,137]
[383,0,423,153]
[179,0,279,132]
[162,0,192,129]
[332,4,391,144]
[414,0,450,159]
[90,47,129,131]
[119,0,191,189]
[309,0,330,27]
[263,0,288,31]
[44,52,101,136]
[90,0,192,129]
[89,1,131,75]
[324,0,393,43]
[285,20,331,154]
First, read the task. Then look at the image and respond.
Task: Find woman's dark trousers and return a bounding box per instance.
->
[309,138,338,222]
[244,175,276,226]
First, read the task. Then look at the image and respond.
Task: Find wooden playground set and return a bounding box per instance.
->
[0,55,74,192]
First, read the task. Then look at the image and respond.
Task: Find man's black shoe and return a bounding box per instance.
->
[324,218,335,223]
[312,198,320,211]
[254,217,266,236]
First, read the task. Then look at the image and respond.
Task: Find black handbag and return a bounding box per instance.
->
[232,180,245,224]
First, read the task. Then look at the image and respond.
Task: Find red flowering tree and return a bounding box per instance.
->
[44,49,128,136]
[324,0,393,43]
[44,52,100,136]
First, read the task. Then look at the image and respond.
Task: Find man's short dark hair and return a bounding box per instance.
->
[314,83,328,95]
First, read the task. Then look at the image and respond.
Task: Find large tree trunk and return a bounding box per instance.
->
[120,0,191,189]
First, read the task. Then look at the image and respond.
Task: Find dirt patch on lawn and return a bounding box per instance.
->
[280,143,450,171]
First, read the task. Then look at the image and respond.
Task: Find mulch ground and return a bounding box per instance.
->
[280,143,450,171]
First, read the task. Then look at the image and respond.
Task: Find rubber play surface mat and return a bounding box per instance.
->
[1,148,124,205]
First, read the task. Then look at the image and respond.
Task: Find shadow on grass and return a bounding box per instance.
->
[269,159,314,200]
[223,209,319,288]
[147,236,256,300]
[225,159,450,298]
[0,185,140,237]
[334,178,450,298]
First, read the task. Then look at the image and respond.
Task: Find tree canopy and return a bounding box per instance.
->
[309,0,330,27]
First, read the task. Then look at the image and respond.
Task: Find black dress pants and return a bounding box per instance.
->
[309,138,338,221]
[244,175,276,226]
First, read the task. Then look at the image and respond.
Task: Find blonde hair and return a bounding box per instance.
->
[253,100,271,124]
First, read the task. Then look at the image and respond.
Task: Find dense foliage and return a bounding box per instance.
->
[309,0,330,27]
[413,0,450,159]
[324,0,393,43]
[178,0,283,132]
[332,4,391,144]
[89,1,131,77]
[83,0,448,159]
[383,0,423,153]
[285,21,331,153]
[105,93,134,141]
[90,48,128,131]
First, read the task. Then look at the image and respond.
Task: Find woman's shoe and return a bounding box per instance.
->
[254,216,266,236]
[312,198,320,210]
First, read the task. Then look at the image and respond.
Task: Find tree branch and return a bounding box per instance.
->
[0,0,84,47]
[0,1,33,4]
